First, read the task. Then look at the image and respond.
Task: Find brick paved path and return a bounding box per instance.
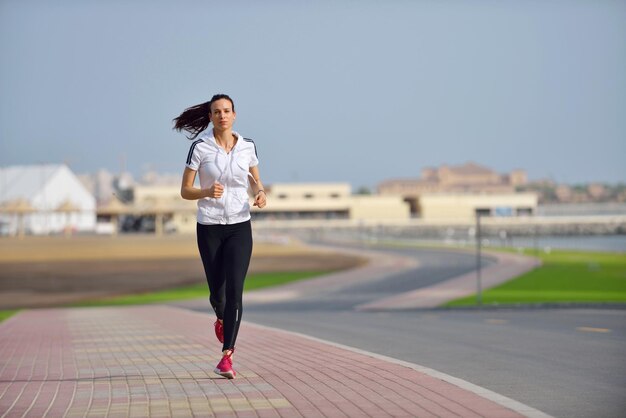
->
[1,306,534,417]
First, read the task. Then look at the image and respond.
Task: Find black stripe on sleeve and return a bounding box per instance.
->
[243,138,257,158]
[186,139,203,165]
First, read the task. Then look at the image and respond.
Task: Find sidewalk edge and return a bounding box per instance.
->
[244,320,555,418]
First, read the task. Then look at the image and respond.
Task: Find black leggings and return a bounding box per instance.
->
[196,220,253,351]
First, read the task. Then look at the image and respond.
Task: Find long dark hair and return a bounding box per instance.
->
[173,94,235,140]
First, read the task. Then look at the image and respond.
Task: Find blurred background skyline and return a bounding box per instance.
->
[1,0,625,190]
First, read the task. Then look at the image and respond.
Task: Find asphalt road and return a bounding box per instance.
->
[194,244,626,418]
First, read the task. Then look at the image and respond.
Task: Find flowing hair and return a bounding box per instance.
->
[172,94,235,140]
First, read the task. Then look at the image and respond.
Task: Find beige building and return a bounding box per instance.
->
[378,162,533,217]
[419,192,538,222]
[587,183,607,200]
[257,183,410,221]
[128,183,411,233]
[131,185,196,234]
[379,162,527,196]
[129,179,539,229]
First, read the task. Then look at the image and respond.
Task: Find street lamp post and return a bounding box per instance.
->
[476,212,482,307]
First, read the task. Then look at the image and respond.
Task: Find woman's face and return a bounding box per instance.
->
[210,98,236,131]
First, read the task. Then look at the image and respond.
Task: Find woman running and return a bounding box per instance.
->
[174,94,267,379]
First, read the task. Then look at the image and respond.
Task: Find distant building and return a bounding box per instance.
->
[419,193,538,221]
[587,183,607,200]
[78,169,115,205]
[129,184,196,234]
[140,170,181,186]
[130,182,411,234]
[0,164,96,235]
[255,183,410,222]
[377,162,536,219]
[112,171,135,204]
[555,185,573,202]
[379,162,526,196]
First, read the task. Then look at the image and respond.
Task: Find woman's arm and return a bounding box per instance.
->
[180,167,223,200]
[248,166,266,208]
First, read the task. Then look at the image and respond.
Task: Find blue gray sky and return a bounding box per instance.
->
[1,0,624,190]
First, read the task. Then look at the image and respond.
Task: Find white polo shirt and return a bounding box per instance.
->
[185,130,259,225]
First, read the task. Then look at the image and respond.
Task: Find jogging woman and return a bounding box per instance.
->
[173,94,266,379]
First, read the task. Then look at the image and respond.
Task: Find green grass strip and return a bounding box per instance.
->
[446,248,626,307]
[0,310,19,323]
[67,271,328,307]
[0,271,329,322]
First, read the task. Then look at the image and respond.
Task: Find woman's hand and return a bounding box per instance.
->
[253,190,266,208]
[204,181,224,199]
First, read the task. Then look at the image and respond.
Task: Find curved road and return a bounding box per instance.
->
[189,243,626,418]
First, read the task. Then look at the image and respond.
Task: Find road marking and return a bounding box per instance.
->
[576,327,611,333]
[485,319,509,325]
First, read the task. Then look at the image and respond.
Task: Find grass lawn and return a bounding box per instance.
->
[0,271,328,322]
[0,310,19,323]
[446,249,626,307]
[68,270,327,307]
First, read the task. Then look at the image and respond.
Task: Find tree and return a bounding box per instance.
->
[355,186,371,195]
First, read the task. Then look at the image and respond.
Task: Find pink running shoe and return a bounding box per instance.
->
[214,320,224,343]
[214,350,236,379]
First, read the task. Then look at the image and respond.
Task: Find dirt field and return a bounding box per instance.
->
[0,235,365,309]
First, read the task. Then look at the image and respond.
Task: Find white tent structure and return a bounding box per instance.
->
[0,164,96,235]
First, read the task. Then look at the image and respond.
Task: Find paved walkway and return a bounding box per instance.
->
[242,246,419,305]
[0,305,547,418]
[235,244,539,311]
[355,249,541,311]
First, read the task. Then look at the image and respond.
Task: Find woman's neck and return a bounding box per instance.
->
[213,129,237,153]
[213,129,235,147]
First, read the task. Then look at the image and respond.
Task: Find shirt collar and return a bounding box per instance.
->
[200,130,243,150]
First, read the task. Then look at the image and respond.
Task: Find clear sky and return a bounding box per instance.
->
[1,0,624,190]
